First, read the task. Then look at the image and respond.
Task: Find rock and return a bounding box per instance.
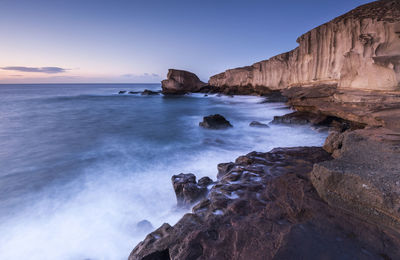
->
[209,0,400,92]
[249,121,270,128]
[130,147,400,260]
[128,91,140,94]
[260,91,288,103]
[141,89,159,95]
[270,111,323,125]
[136,220,154,233]
[217,162,235,179]
[199,114,233,129]
[118,91,126,94]
[311,127,400,232]
[171,173,213,208]
[161,69,207,94]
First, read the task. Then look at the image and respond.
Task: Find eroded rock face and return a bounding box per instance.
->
[311,127,400,232]
[172,173,213,208]
[199,114,233,129]
[283,85,400,132]
[209,0,400,92]
[161,69,207,94]
[130,147,400,260]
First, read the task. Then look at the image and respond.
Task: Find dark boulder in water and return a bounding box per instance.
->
[199,114,233,129]
[118,90,127,94]
[249,121,270,128]
[171,173,213,208]
[128,91,141,94]
[141,89,160,95]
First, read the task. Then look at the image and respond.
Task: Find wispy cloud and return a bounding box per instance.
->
[1,66,67,74]
[121,73,160,78]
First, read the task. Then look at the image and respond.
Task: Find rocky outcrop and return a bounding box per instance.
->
[172,173,213,208]
[199,114,233,129]
[161,69,207,94]
[209,0,400,92]
[283,85,400,132]
[311,127,400,231]
[130,147,400,260]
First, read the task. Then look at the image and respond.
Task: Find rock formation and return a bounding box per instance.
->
[161,69,207,94]
[209,0,400,93]
[130,147,400,260]
[199,114,233,129]
[311,127,400,231]
[171,173,213,208]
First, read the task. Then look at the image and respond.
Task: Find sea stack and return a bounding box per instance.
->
[161,69,207,94]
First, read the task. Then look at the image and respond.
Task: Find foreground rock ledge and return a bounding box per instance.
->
[129,147,400,260]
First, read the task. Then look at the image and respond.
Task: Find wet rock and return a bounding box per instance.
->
[118,90,126,94]
[128,91,141,94]
[136,220,154,233]
[141,89,160,95]
[199,114,233,129]
[217,162,235,179]
[171,173,213,208]
[249,121,270,128]
[161,69,207,95]
[130,147,400,260]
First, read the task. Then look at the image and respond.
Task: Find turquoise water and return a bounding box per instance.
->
[0,84,327,259]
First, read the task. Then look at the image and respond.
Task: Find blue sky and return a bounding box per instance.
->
[0,0,373,83]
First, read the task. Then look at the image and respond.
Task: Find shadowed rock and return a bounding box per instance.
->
[141,89,160,95]
[130,147,400,260]
[161,69,207,95]
[199,114,233,129]
[118,90,126,94]
[171,173,213,208]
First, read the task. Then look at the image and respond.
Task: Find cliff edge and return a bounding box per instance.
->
[209,0,400,92]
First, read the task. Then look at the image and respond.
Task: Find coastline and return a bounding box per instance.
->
[130,0,400,259]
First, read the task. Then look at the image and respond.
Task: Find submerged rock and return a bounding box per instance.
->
[249,121,269,128]
[130,147,400,260]
[171,173,213,208]
[161,69,207,94]
[118,90,127,94]
[136,220,154,233]
[199,114,233,129]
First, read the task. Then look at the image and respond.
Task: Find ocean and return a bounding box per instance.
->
[0,84,327,259]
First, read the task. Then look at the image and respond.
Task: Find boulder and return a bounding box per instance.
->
[130,147,400,260]
[171,173,213,208]
[199,114,233,129]
[118,90,126,94]
[249,121,270,128]
[161,69,207,94]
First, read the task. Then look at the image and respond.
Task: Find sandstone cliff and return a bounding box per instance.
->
[209,0,400,92]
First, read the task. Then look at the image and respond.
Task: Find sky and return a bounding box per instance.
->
[0,0,374,83]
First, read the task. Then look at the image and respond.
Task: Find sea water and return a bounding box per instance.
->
[0,84,327,259]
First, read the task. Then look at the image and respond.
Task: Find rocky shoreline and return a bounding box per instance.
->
[129,1,400,259]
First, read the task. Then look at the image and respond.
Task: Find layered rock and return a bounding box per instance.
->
[161,69,207,94]
[130,147,400,260]
[311,127,400,231]
[209,0,400,92]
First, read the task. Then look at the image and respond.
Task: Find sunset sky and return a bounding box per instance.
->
[0,0,373,83]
